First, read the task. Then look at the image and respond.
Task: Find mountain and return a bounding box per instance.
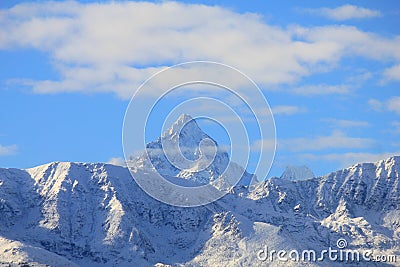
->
[0,115,399,266]
[280,165,315,181]
[132,114,257,188]
[0,157,399,266]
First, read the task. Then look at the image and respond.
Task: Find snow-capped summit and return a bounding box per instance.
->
[280,165,315,181]
[134,114,257,187]
[162,114,206,142]
[159,114,216,162]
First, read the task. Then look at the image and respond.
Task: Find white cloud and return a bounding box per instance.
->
[292,84,350,95]
[368,97,400,115]
[251,139,275,152]
[323,118,370,128]
[291,71,372,96]
[107,157,126,167]
[252,131,374,154]
[368,99,383,111]
[303,152,399,168]
[292,25,400,62]
[383,64,400,82]
[0,2,398,98]
[271,105,305,115]
[388,96,400,115]
[0,144,17,156]
[305,5,381,21]
[279,131,375,152]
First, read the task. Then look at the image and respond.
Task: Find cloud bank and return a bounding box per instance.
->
[0,2,399,99]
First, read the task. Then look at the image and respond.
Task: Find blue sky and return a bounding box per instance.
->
[0,0,399,179]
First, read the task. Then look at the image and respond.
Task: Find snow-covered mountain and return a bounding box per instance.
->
[0,115,399,266]
[280,165,315,181]
[1,157,399,266]
[132,114,257,188]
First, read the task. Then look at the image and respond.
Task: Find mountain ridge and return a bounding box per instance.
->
[0,156,399,266]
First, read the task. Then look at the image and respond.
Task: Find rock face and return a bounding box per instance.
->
[280,165,315,181]
[0,115,399,266]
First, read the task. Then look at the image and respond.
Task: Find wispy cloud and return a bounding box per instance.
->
[271,105,305,115]
[292,25,400,62]
[291,84,350,96]
[303,151,399,169]
[388,97,400,114]
[0,2,398,98]
[279,131,375,152]
[252,131,374,153]
[368,96,400,115]
[290,71,372,96]
[107,157,126,167]
[0,144,17,156]
[303,5,381,21]
[323,118,370,128]
[382,64,400,83]
[368,99,383,112]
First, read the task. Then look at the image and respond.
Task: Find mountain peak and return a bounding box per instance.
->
[280,165,315,181]
[178,113,193,123]
[137,114,256,187]
[162,114,210,143]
